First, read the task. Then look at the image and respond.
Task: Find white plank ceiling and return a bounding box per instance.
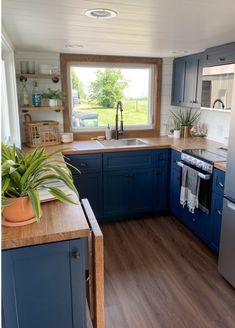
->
[2,0,235,57]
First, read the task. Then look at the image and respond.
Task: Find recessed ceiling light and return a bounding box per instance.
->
[65,44,83,48]
[85,8,117,19]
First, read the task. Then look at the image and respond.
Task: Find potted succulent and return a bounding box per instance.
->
[42,88,64,106]
[171,109,201,138]
[172,117,181,138]
[1,143,79,226]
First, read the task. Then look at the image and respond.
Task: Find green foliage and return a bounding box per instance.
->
[42,88,64,100]
[88,69,128,108]
[1,144,80,221]
[170,108,201,127]
[71,68,86,99]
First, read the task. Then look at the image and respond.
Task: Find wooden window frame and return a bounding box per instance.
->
[60,54,162,140]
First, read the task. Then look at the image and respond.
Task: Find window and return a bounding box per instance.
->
[69,64,153,131]
[61,55,162,137]
[1,33,21,147]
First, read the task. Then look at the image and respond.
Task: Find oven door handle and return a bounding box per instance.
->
[176,161,211,180]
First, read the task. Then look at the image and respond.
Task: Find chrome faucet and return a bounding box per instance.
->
[115,101,124,139]
[212,98,225,109]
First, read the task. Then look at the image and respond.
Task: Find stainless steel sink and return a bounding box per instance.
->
[97,138,149,148]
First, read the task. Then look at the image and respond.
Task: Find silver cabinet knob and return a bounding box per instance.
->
[73,251,80,259]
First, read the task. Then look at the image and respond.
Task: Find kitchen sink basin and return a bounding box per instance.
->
[97,138,149,148]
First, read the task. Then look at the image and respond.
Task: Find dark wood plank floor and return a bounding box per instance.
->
[101,215,235,328]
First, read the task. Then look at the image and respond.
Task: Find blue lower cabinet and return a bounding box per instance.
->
[153,167,168,212]
[73,173,103,220]
[210,192,223,253]
[2,239,87,328]
[103,170,130,218]
[130,169,153,214]
[103,168,153,219]
[170,167,183,218]
[184,209,211,244]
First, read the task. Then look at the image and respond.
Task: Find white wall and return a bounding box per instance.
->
[199,110,230,143]
[15,51,63,141]
[160,57,174,135]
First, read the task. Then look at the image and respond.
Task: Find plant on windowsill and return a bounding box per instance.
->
[1,143,79,226]
[170,108,201,138]
[41,88,64,107]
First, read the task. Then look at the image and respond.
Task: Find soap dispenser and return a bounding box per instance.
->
[105,124,111,140]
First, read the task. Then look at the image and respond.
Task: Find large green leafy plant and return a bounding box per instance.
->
[1,143,79,221]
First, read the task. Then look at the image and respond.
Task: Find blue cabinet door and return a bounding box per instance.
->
[210,192,223,253]
[172,54,203,108]
[73,173,103,219]
[170,166,182,217]
[204,42,235,66]
[171,59,186,106]
[2,239,86,328]
[184,55,202,107]
[153,167,168,212]
[130,169,153,214]
[103,170,129,218]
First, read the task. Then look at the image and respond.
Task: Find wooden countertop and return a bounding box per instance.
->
[214,162,227,172]
[23,136,227,171]
[2,200,90,250]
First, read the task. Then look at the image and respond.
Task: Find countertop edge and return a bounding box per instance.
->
[2,228,91,250]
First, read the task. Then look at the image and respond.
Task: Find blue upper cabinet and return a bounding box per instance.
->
[184,54,203,108]
[172,53,203,108]
[171,59,186,106]
[204,42,235,67]
[2,239,87,328]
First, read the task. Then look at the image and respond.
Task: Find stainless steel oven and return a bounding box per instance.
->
[177,152,213,214]
[177,155,212,214]
[177,149,227,214]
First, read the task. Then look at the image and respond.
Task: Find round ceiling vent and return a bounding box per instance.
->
[85,8,117,19]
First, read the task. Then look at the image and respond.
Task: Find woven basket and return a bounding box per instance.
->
[24,114,61,147]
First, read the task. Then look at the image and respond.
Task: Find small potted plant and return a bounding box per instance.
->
[42,88,64,106]
[171,109,201,138]
[172,117,181,138]
[1,143,79,226]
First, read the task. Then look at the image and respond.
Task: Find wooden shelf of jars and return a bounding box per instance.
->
[20,106,64,112]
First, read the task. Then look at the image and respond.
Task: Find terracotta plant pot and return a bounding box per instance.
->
[3,196,35,224]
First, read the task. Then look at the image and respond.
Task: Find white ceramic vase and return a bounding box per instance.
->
[173,130,181,138]
[49,99,58,107]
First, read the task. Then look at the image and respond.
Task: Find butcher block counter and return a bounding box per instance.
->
[23,136,227,172]
[2,200,90,250]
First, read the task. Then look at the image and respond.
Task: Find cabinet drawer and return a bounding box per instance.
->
[154,149,170,168]
[213,169,225,196]
[205,42,235,66]
[65,154,102,174]
[103,150,153,171]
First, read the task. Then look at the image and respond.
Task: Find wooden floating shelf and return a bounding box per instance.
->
[20,106,64,112]
[16,73,63,79]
